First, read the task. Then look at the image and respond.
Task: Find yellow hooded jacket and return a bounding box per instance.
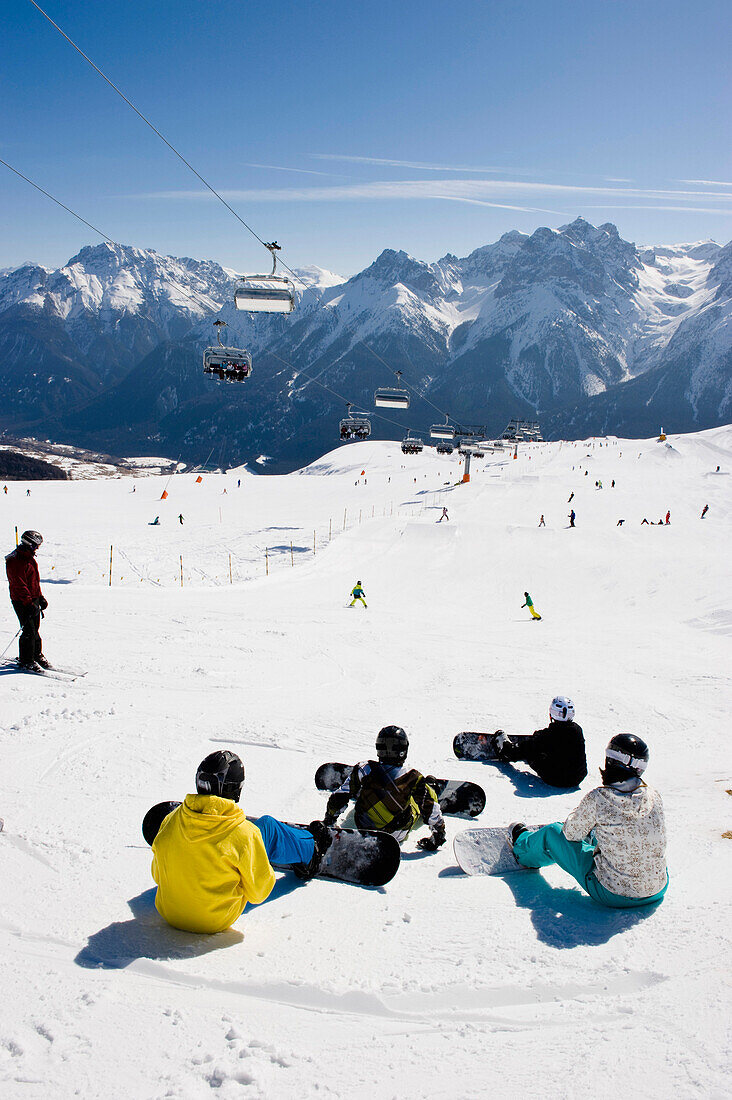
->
[151,794,275,933]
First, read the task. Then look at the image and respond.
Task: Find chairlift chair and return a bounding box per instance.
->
[401,433,424,455]
[203,320,252,382]
[374,371,410,409]
[436,441,454,455]
[234,242,296,313]
[339,404,371,442]
[430,417,455,440]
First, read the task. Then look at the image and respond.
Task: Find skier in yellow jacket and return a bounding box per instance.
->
[151,751,331,933]
[349,581,367,608]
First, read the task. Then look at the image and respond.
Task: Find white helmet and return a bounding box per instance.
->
[549,696,575,722]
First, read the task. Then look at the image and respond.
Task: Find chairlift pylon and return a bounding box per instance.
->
[203,319,252,382]
[235,241,296,313]
[375,371,410,409]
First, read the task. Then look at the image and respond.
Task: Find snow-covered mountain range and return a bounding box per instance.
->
[0,221,729,468]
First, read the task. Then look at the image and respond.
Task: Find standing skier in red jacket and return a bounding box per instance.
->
[5,530,49,670]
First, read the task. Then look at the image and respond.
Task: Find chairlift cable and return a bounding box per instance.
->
[358,340,455,423]
[0,156,116,246]
[25,0,311,289]
[1,154,462,443]
[18,5,474,439]
[264,349,412,434]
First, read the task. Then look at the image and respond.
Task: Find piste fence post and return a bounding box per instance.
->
[180,555,183,588]
[265,548,269,576]
[329,518,332,541]
[14,526,18,547]
[313,530,316,554]
[109,545,113,587]
[229,554,233,584]
[343,508,347,531]
[290,540,294,567]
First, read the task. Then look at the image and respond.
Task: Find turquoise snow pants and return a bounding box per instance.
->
[513,822,668,909]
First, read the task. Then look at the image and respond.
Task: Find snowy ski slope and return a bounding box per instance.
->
[1,428,730,1099]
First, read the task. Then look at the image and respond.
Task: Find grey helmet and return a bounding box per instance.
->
[20,530,43,551]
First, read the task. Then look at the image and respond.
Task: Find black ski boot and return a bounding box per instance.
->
[293,821,333,881]
[35,656,52,670]
[509,822,528,847]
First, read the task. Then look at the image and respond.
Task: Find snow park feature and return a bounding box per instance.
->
[1,426,731,1098]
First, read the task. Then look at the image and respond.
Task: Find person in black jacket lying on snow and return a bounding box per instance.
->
[490,696,587,788]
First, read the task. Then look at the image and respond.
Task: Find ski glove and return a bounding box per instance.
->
[418,826,446,852]
[39,596,48,611]
[493,730,509,752]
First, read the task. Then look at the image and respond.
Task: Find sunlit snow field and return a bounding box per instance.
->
[1,428,730,1099]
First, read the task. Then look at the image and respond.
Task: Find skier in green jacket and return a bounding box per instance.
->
[522,591,541,621]
[349,581,367,608]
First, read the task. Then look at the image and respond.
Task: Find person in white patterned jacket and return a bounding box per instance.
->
[508,734,668,908]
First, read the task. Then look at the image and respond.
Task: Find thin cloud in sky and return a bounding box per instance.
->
[677,179,732,188]
[434,195,562,216]
[243,162,344,178]
[583,204,732,215]
[131,178,732,204]
[312,153,520,174]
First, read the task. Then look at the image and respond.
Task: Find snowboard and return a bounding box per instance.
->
[141,801,401,887]
[276,822,400,887]
[453,732,501,762]
[454,826,538,876]
[314,762,486,817]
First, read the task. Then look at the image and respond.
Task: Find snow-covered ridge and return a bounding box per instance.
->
[0,222,730,464]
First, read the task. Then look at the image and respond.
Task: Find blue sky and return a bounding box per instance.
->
[2,0,730,274]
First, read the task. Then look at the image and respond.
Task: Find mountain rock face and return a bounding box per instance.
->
[0,222,729,469]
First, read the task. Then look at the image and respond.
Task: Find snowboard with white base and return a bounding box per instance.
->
[454,826,540,876]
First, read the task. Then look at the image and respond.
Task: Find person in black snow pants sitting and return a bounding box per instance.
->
[489,696,587,788]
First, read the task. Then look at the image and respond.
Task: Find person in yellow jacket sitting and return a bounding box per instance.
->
[349,581,367,608]
[151,751,331,933]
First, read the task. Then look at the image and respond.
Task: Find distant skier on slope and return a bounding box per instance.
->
[490,696,587,788]
[349,581,367,608]
[150,751,332,934]
[538,515,546,527]
[5,530,50,670]
[701,504,709,519]
[437,506,449,522]
[568,509,576,527]
[522,591,542,620]
[323,726,446,851]
[509,734,668,908]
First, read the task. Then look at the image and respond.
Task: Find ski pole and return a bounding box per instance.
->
[0,626,22,661]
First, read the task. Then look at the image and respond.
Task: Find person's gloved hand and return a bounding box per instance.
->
[418,825,446,852]
[39,596,48,611]
[493,729,509,752]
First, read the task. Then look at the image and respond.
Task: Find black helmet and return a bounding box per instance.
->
[601,734,649,785]
[21,530,43,551]
[195,750,245,802]
[375,725,409,765]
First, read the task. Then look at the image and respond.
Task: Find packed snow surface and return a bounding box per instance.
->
[1,428,730,1099]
